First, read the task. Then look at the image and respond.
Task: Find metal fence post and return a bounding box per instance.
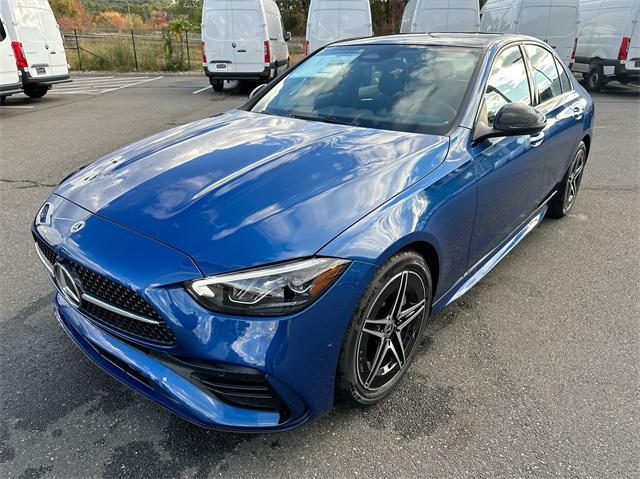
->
[185,30,190,70]
[131,29,139,71]
[74,28,82,70]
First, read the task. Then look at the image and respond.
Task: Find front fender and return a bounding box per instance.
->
[318,129,477,302]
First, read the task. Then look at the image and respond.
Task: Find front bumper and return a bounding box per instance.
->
[34,194,376,431]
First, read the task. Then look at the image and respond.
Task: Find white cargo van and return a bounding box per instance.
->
[400,0,480,34]
[305,0,373,55]
[572,0,640,90]
[0,0,70,98]
[201,0,290,92]
[1,13,21,103]
[480,0,580,67]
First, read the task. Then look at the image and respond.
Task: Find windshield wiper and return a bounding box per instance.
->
[288,113,353,126]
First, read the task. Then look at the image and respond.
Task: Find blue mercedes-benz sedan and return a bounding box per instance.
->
[33,34,593,432]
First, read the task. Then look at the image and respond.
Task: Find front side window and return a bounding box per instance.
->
[251,44,480,135]
[483,46,531,127]
[525,45,562,103]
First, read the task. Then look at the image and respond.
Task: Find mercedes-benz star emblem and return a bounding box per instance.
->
[53,263,82,308]
[70,221,85,233]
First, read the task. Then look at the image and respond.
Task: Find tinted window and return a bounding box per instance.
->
[484,46,531,127]
[252,45,480,135]
[556,58,572,92]
[525,45,562,103]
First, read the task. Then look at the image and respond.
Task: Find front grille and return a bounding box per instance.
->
[34,233,176,345]
[35,236,57,265]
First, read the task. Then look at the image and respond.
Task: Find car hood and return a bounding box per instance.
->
[56,110,449,275]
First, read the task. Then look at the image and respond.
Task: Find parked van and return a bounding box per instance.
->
[201,0,290,92]
[305,0,373,55]
[572,0,640,90]
[480,0,579,67]
[0,13,21,103]
[0,0,70,98]
[400,0,480,34]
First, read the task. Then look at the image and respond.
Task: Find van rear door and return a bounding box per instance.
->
[203,8,234,72]
[545,5,579,65]
[12,2,50,72]
[232,8,264,73]
[38,5,67,76]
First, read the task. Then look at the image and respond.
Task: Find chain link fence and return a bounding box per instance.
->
[62,30,305,72]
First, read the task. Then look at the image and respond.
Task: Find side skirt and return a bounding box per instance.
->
[432,192,555,314]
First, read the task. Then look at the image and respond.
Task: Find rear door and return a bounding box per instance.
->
[202,8,234,72]
[37,5,66,75]
[517,2,550,40]
[545,5,579,65]
[232,8,264,73]
[523,44,586,200]
[12,2,49,70]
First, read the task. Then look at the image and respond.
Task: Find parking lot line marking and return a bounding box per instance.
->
[101,76,164,93]
[0,105,34,109]
[67,76,117,82]
[192,86,211,94]
[49,90,98,95]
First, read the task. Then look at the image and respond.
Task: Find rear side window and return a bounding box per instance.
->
[484,46,532,127]
[555,58,572,92]
[525,45,562,103]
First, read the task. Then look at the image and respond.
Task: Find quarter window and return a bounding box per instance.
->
[525,45,562,102]
[483,46,532,127]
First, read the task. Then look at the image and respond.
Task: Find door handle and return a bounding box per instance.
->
[572,106,584,120]
[530,132,545,148]
[237,49,247,53]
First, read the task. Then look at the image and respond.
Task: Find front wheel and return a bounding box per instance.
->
[23,85,49,99]
[337,251,431,405]
[548,142,587,218]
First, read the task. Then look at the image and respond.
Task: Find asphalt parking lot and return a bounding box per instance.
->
[1,74,638,478]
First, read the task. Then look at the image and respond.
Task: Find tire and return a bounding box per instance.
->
[586,65,605,92]
[209,78,223,92]
[0,95,6,105]
[336,251,432,405]
[548,142,587,218]
[23,85,49,99]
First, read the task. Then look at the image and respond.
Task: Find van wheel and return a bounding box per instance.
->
[24,85,49,99]
[0,96,6,105]
[209,78,223,92]
[586,65,605,92]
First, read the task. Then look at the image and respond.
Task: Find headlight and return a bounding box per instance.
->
[185,257,350,316]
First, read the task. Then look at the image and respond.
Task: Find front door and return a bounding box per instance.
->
[469,44,548,266]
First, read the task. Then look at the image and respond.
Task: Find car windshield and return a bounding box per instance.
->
[251,44,481,135]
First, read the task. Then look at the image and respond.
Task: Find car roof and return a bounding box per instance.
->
[335,33,532,49]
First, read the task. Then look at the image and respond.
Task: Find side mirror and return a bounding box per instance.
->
[249,83,268,100]
[473,103,546,144]
[285,32,292,42]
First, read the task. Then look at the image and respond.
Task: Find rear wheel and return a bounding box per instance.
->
[548,142,587,218]
[209,78,223,92]
[337,251,431,405]
[23,85,49,99]
[586,65,605,92]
